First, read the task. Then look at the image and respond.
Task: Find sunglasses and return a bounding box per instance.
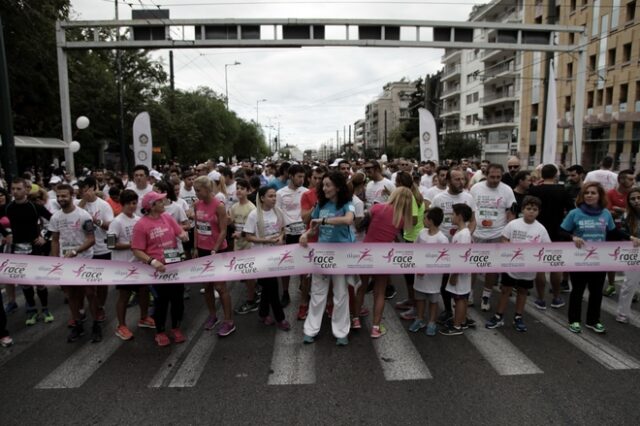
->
[508,165,520,169]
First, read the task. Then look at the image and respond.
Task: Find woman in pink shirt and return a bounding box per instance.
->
[354,187,413,338]
[193,176,235,337]
[132,191,189,347]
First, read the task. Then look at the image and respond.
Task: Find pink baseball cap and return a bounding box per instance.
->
[141,191,166,211]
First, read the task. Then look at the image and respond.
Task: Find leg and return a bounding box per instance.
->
[36,286,49,309]
[568,272,587,324]
[440,274,452,314]
[353,274,370,319]
[585,272,606,326]
[515,287,528,316]
[258,278,271,319]
[203,283,217,316]
[415,299,426,321]
[5,284,16,304]
[550,271,562,299]
[22,286,37,312]
[267,277,285,323]
[453,297,467,328]
[152,285,170,333]
[169,284,185,329]
[0,290,9,339]
[372,275,388,326]
[139,286,150,319]
[66,286,82,321]
[535,272,546,301]
[97,286,108,311]
[428,300,439,324]
[495,285,512,315]
[303,274,330,337]
[214,282,233,322]
[403,273,416,303]
[116,289,130,326]
[330,275,350,339]
[617,270,640,319]
[83,286,99,320]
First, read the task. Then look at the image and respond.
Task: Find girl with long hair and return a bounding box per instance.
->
[616,187,640,323]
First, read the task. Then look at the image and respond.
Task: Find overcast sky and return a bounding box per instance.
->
[69,0,484,151]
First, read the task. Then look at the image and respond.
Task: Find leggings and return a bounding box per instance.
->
[152,284,185,333]
[258,277,285,322]
[568,271,606,325]
[22,286,48,311]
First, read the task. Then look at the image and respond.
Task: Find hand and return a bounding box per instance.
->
[310,218,322,227]
[33,236,45,247]
[573,236,585,249]
[192,250,199,259]
[64,250,77,258]
[151,259,166,273]
[299,233,309,248]
[210,250,216,256]
[232,231,241,239]
[631,236,640,248]
[178,231,189,242]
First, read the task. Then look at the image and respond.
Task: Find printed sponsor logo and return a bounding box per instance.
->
[224,256,257,274]
[382,248,415,269]
[0,259,28,279]
[608,246,640,266]
[532,247,565,266]
[278,250,294,265]
[435,249,449,263]
[72,264,104,283]
[304,248,336,269]
[583,247,599,261]
[113,266,141,282]
[151,270,179,281]
[460,248,492,267]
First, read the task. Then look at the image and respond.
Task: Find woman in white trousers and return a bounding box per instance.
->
[616,188,640,323]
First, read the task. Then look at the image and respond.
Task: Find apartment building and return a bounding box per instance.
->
[353,119,365,155]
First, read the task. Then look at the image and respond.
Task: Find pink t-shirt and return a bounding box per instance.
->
[363,203,403,243]
[194,198,228,251]
[131,213,183,264]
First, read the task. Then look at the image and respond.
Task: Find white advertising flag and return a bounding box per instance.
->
[542,61,558,165]
[418,108,438,162]
[132,112,152,168]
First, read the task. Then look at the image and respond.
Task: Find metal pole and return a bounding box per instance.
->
[573,33,587,165]
[0,16,17,185]
[115,1,128,172]
[56,21,75,175]
[225,64,229,109]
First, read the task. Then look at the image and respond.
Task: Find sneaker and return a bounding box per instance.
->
[384,284,397,300]
[480,296,490,312]
[138,316,156,329]
[336,336,349,346]
[276,320,291,331]
[171,328,186,343]
[260,316,275,326]
[91,322,102,343]
[585,322,606,334]
[426,322,437,336]
[461,318,476,329]
[550,297,565,309]
[351,317,362,329]
[534,299,547,310]
[568,322,582,333]
[399,307,417,321]
[436,310,453,326]
[560,280,572,293]
[96,307,106,323]
[485,315,504,329]
[303,334,315,344]
[217,321,236,337]
[439,324,463,336]
[603,285,616,297]
[325,304,334,319]
[280,292,291,308]
[25,310,38,326]
[155,332,171,347]
[359,307,369,317]
[4,301,18,314]
[409,319,427,332]
[616,314,629,324]
[204,315,220,330]
[513,317,527,332]
[370,324,387,338]
[115,325,133,341]
[67,323,85,342]
[0,335,13,347]
[395,298,414,310]
[297,304,309,321]
[235,300,259,315]
[42,309,54,324]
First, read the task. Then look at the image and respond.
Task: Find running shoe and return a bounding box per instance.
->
[461,318,476,329]
[235,300,259,315]
[155,332,170,347]
[585,322,606,334]
[96,307,106,323]
[91,322,102,343]
[513,317,527,332]
[408,319,427,332]
[25,310,38,326]
[480,296,490,312]
[560,280,572,293]
[276,320,291,331]
[42,309,54,324]
[0,335,13,347]
[204,315,220,330]
[217,321,236,337]
[260,316,275,326]
[436,310,453,325]
[4,301,18,314]
[550,297,565,309]
[485,315,504,329]
[615,314,629,324]
[67,323,85,342]
[303,334,315,344]
[138,316,156,329]
[568,322,582,333]
[426,322,437,336]
[603,285,616,297]
[534,299,547,310]
[200,287,206,294]
[115,325,133,341]
[400,307,417,321]
[370,324,387,338]
[297,304,309,321]
[439,324,463,336]
[395,298,414,310]
[336,336,349,346]
[280,292,291,308]
[385,284,397,300]
[171,328,186,343]
[351,317,362,329]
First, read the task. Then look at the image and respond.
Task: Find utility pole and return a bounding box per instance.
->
[384,110,388,154]
[115,0,128,172]
[539,1,557,165]
[0,16,18,185]
[169,50,177,159]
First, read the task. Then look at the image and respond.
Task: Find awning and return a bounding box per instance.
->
[0,135,69,149]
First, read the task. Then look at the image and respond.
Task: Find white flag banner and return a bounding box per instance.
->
[418,108,438,162]
[542,61,558,165]
[132,112,152,168]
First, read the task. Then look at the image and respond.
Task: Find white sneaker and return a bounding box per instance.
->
[467,293,474,307]
[480,296,490,312]
[0,335,13,347]
[616,314,629,324]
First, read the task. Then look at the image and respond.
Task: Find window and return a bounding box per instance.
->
[627,1,636,22]
[596,89,604,106]
[569,32,575,45]
[567,62,574,78]
[565,95,572,112]
[473,114,479,124]
[620,83,628,103]
[608,48,616,67]
[623,42,632,62]
[606,87,614,105]
[587,91,594,108]
[589,54,597,72]
[612,0,621,28]
[466,115,472,125]
[570,0,577,12]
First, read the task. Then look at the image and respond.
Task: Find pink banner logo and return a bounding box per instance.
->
[357,249,372,264]
[303,248,315,263]
[278,250,294,265]
[0,259,27,279]
[382,248,395,263]
[224,256,257,274]
[435,249,450,263]
[510,248,524,262]
[199,260,216,275]
[583,247,598,261]
[47,263,64,276]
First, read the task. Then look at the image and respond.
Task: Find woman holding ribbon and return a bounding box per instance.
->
[616,187,640,324]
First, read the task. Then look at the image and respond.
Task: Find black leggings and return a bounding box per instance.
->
[22,286,48,310]
[258,277,285,322]
[440,274,452,314]
[152,284,185,333]
[0,290,8,338]
[568,271,605,325]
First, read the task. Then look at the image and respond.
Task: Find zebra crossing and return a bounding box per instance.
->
[2,283,640,391]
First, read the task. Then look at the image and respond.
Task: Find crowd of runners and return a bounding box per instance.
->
[1,154,639,348]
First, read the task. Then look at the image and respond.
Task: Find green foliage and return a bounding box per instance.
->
[440,132,481,161]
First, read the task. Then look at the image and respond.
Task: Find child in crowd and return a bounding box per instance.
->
[410,207,448,336]
[486,196,551,332]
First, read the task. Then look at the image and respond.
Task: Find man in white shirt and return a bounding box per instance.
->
[419,160,436,190]
[468,159,490,189]
[584,155,618,192]
[364,160,396,209]
[128,165,153,214]
[179,170,198,260]
[424,166,449,208]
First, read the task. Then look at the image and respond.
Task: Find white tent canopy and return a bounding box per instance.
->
[0,135,69,149]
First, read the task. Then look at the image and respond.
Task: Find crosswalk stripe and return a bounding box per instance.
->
[587,291,640,329]
[524,301,640,370]
[365,296,432,381]
[465,309,543,376]
[268,278,316,385]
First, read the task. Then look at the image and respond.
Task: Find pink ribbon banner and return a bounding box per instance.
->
[0,242,638,286]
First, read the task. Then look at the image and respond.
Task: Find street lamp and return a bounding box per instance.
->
[224,61,241,109]
[256,98,267,126]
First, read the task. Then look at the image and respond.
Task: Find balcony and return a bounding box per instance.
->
[439,122,460,133]
[480,88,518,107]
[441,85,461,98]
[483,61,518,82]
[480,115,518,129]
[441,64,461,81]
[441,49,462,63]
[441,104,461,117]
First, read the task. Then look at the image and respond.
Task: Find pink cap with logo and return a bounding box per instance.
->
[141,192,166,211]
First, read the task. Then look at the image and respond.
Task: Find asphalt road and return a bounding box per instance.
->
[1,276,640,425]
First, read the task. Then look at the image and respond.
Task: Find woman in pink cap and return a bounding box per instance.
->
[132,191,189,347]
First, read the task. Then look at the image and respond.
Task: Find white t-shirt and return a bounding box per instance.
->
[445,228,472,295]
[276,185,307,235]
[48,207,94,259]
[81,197,114,256]
[165,201,188,224]
[584,169,618,192]
[179,185,197,229]
[424,186,447,203]
[420,173,434,190]
[414,230,449,294]
[108,213,140,262]
[468,170,486,188]
[365,178,396,209]
[431,191,476,240]
[225,181,238,210]
[243,208,282,248]
[502,218,551,281]
[470,182,516,240]
[351,194,365,242]
[131,184,153,215]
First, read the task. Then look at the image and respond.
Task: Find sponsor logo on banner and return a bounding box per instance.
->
[574,246,600,266]
[193,260,216,275]
[304,248,337,269]
[72,264,105,283]
[33,262,65,282]
[422,248,451,269]
[382,248,415,269]
[224,256,258,275]
[608,246,640,266]
[113,266,142,282]
[460,248,492,267]
[346,249,374,269]
[533,247,565,267]
[266,250,296,272]
[499,247,526,268]
[0,259,28,280]
[151,270,179,281]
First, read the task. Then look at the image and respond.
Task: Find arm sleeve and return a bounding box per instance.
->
[36,204,52,220]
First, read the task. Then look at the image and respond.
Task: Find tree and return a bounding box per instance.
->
[440,132,481,161]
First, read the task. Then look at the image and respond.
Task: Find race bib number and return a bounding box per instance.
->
[285,222,305,235]
[478,209,498,227]
[163,248,182,264]
[196,221,212,236]
[13,243,32,255]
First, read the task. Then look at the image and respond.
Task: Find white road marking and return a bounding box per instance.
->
[584,290,640,329]
[465,309,542,375]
